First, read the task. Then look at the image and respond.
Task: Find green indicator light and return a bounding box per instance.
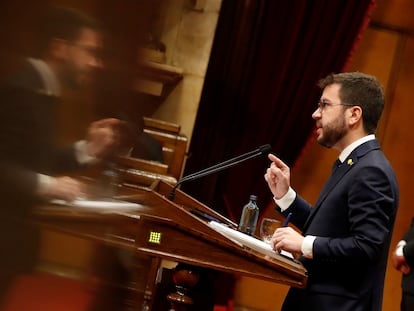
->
[149,231,162,244]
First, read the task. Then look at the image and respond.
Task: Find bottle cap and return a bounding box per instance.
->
[249,194,257,201]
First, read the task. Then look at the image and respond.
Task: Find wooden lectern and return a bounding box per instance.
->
[32,180,307,310]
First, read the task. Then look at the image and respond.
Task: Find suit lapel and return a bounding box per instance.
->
[303,140,381,231]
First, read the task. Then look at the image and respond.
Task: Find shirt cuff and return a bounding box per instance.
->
[301,235,316,259]
[273,187,296,211]
[74,140,96,164]
[396,240,407,257]
[36,174,55,196]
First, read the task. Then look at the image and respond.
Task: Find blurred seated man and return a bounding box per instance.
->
[0,6,120,304]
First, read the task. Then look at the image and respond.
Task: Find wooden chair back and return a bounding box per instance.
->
[142,117,188,180]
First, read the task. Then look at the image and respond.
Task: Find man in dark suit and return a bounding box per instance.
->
[264,72,399,311]
[0,7,120,303]
[392,218,414,311]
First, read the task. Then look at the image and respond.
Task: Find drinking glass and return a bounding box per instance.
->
[260,218,281,244]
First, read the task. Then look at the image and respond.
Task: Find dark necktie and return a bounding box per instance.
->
[332,159,342,173]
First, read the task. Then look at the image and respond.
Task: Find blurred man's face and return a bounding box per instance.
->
[62,27,103,88]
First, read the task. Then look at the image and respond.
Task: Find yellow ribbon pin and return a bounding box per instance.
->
[347,159,354,166]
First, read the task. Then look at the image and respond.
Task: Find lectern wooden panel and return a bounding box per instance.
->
[32,180,307,309]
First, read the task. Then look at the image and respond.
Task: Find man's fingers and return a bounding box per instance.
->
[401,264,411,275]
[268,153,289,170]
[268,153,278,162]
[46,177,85,202]
[92,118,121,128]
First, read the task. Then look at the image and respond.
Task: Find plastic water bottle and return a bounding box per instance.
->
[238,195,259,236]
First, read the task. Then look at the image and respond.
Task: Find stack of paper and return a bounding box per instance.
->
[208,221,294,260]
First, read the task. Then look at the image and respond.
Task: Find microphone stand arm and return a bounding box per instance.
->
[168,151,262,201]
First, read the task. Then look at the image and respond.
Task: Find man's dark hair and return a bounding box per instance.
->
[37,6,99,54]
[318,72,384,134]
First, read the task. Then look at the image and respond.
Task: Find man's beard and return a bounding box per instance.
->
[62,65,89,89]
[317,117,347,148]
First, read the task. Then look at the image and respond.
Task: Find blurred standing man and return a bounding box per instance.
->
[0,6,120,302]
[264,72,399,311]
[392,217,414,311]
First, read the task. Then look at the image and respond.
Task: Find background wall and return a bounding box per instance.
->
[152,0,222,142]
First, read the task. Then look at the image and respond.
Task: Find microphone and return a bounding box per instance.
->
[168,144,272,201]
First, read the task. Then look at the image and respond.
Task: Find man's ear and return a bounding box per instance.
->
[48,39,69,60]
[348,106,362,126]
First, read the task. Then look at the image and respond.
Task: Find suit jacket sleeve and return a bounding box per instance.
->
[0,83,80,200]
[312,165,396,263]
[280,195,312,230]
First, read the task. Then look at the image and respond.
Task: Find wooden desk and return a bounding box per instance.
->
[32,180,307,310]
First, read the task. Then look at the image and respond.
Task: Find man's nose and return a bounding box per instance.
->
[90,56,103,69]
[312,108,321,120]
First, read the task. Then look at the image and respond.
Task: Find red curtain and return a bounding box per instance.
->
[183,0,377,221]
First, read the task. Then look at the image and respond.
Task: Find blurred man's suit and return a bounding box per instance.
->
[0,59,81,298]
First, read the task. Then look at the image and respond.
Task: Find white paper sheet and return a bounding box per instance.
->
[50,199,142,211]
[208,221,294,260]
